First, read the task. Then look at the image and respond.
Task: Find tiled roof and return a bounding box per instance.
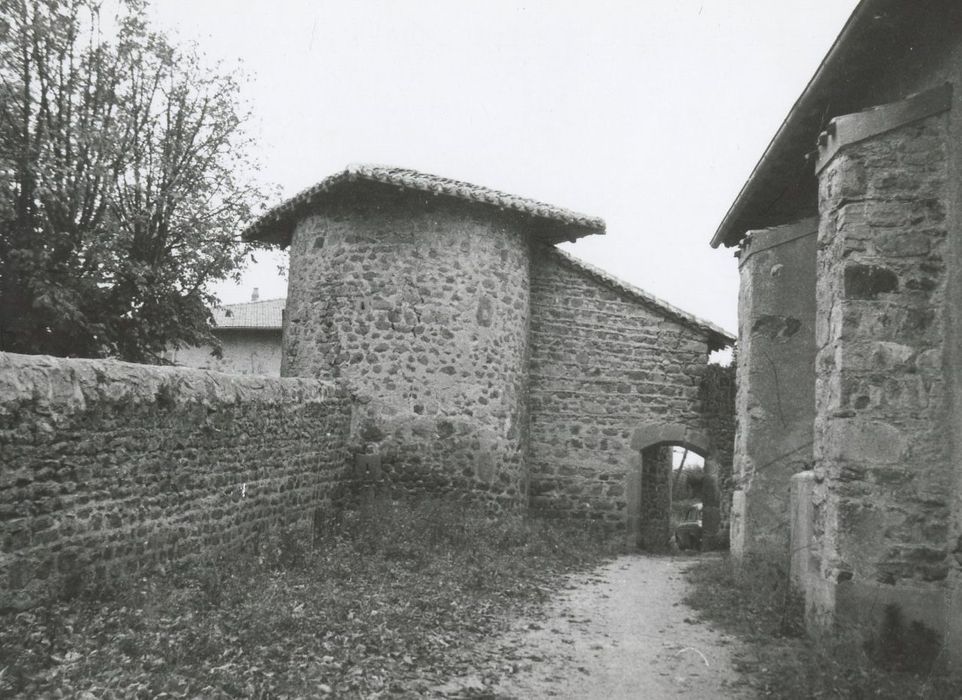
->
[213,298,284,330]
[548,248,735,350]
[242,164,606,245]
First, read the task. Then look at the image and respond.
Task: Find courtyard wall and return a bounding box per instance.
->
[0,352,351,610]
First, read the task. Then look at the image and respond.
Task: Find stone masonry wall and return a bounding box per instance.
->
[699,363,736,519]
[0,352,351,611]
[283,184,531,509]
[638,445,673,550]
[732,218,818,560]
[527,247,710,525]
[947,79,962,666]
[811,113,952,632]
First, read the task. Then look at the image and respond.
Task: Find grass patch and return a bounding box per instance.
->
[0,496,618,698]
[683,554,962,699]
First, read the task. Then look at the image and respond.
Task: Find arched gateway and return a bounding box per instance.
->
[628,423,722,551]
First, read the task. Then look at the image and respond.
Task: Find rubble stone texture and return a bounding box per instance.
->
[810,114,952,632]
[637,445,674,550]
[283,184,532,509]
[280,180,731,526]
[732,219,818,558]
[708,3,962,660]
[0,353,351,610]
[527,248,713,533]
[0,169,735,607]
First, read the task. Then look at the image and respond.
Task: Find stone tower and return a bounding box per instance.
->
[243,165,604,508]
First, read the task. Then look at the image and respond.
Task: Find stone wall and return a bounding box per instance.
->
[283,183,531,509]
[811,112,952,633]
[0,352,351,610]
[947,83,962,667]
[638,445,673,550]
[732,218,818,559]
[698,362,736,532]
[526,248,711,527]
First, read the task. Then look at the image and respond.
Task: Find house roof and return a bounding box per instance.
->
[242,164,606,246]
[548,248,735,351]
[213,298,284,330]
[710,0,949,248]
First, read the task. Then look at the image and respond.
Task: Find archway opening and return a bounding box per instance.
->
[636,441,709,551]
[637,443,674,551]
[627,424,716,552]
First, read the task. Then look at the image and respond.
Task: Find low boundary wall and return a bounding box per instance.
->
[0,353,351,610]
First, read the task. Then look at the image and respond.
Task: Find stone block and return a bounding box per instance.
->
[823,419,906,464]
[790,471,815,593]
[875,231,932,257]
[843,264,899,300]
[729,490,746,559]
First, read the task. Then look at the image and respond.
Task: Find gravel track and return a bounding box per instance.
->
[484,554,752,699]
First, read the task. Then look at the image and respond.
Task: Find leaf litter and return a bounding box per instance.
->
[0,497,619,698]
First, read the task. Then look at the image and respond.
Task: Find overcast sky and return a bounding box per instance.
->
[149,0,859,335]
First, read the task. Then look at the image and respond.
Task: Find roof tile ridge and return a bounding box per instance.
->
[242,164,607,244]
[359,164,605,226]
[218,298,286,310]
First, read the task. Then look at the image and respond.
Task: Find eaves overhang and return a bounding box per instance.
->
[710,0,934,248]
[243,164,606,247]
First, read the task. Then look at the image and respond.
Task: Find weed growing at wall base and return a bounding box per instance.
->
[683,554,962,699]
[0,496,619,698]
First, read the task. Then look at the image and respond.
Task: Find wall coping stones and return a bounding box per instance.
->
[0,351,351,611]
[0,352,340,425]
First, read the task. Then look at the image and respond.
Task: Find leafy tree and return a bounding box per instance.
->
[0,0,271,362]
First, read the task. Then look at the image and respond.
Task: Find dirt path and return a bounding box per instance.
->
[482,554,753,699]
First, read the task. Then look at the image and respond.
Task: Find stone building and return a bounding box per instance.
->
[244,164,733,546]
[167,294,284,376]
[0,166,733,609]
[711,0,962,658]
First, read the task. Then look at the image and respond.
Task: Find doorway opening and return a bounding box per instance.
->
[627,425,715,552]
